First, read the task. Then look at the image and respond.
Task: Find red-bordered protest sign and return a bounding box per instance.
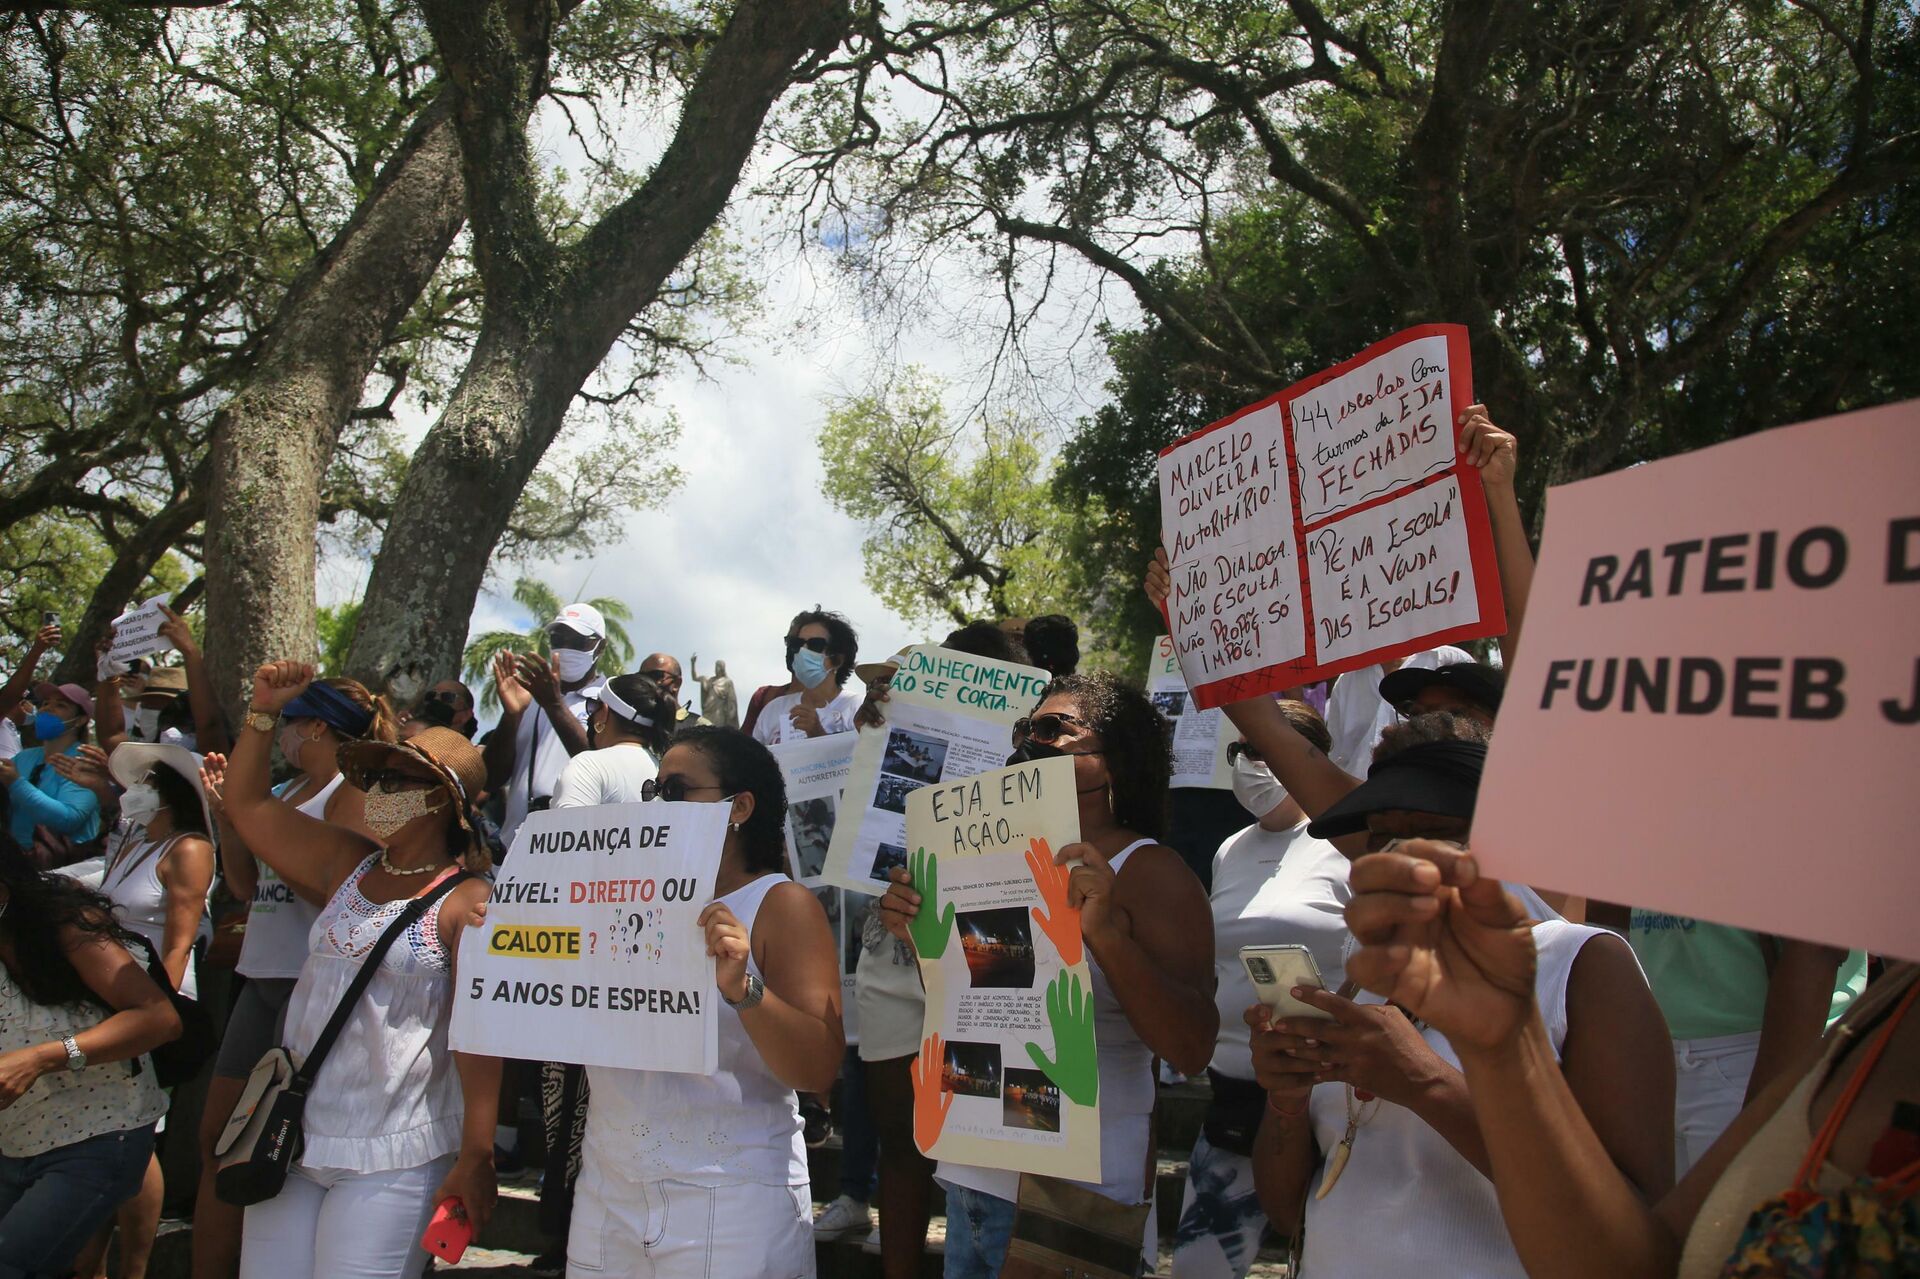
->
[1157,324,1506,709]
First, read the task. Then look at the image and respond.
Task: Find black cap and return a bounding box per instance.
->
[1307,740,1487,840]
[1377,661,1505,716]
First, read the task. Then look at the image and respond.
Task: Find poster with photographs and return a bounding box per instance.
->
[769,733,856,886]
[821,644,1052,895]
[1148,634,1235,789]
[900,756,1097,1179]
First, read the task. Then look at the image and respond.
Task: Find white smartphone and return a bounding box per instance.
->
[1239,944,1333,1021]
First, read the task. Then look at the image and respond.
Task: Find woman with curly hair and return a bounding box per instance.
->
[0,838,182,1277]
[879,671,1217,1278]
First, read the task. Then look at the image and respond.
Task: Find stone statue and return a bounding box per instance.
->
[690,654,739,729]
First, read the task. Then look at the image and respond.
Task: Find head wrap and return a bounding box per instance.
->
[281,681,375,740]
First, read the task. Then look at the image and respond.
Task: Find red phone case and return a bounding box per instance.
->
[421,1197,473,1263]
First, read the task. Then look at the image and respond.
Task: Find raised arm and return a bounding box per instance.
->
[483,651,529,792]
[223,661,375,903]
[92,653,129,755]
[197,753,258,902]
[0,624,59,718]
[516,654,590,759]
[158,605,229,754]
[1458,405,1535,667]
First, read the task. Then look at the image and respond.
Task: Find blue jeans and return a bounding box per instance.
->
[941,1183,1016,1279]
[0,1125,156,1279]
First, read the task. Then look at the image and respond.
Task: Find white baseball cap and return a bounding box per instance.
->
[549,603,607,640]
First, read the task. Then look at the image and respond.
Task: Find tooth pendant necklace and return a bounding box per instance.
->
[1316,1085,1381,1200]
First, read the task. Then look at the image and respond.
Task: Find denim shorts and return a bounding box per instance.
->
[0,1124,156,1278]
[940,1183,1016,1279]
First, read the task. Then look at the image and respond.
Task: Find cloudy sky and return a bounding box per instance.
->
[318,96,1137,718]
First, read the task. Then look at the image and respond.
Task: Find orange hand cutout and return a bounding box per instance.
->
[1026,837,1082,967]
[910,1032,954,1154]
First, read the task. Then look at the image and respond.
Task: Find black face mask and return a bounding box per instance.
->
[1006,738,1064,767]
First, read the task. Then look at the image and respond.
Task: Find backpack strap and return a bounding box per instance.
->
[290,869,471,1092]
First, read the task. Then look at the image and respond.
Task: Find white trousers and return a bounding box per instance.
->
[1673,1030,1761,1177]
[567,1166,814,1279]
[240,1155,453,1279]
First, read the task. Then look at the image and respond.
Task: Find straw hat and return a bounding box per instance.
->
[336,727,487,852]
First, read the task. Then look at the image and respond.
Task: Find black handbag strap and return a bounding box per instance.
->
[292,868,471,1091]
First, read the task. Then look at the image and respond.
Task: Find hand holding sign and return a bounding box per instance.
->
[697,901,751,1004]
[910,1032,955,1152]
[906,847,955,960]
[1025,970,1098,1107]
[1058,841,1123,944]
[1025,838,1082,966]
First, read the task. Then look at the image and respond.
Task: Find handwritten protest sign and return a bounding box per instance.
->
[1474,402,1920,961]
[1148,635,1233,789]
[449,802,726,1073]
[109,595,172,665]
[822,644,1052,894]
[1158,324,1505,707]
[770,733,856,886]
[902,757,1096,1179]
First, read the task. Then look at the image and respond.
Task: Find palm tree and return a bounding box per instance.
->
[462,577,636,712]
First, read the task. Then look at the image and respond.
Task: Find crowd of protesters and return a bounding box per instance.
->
[0,404,1906,1279]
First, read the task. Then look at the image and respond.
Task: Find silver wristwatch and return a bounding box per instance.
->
[61,1035,86,1072]
[723,972,765,1010]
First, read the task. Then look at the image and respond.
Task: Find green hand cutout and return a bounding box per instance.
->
[1025,969,1098,1107]
[907,847,954,961]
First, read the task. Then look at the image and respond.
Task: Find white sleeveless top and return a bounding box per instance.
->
[938,839,1160,1208]
[283,857,466,1172]
[583,872,808,1188]
[0,963,167,1157]
[1300,919,1609,1278]
[237,774,343,980]
[100,828,203,1000]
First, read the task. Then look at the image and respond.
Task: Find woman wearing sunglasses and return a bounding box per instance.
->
[880,672,1217,1278]
[220,661,498,1279]
[568,726,842,1277]
[751,609,863,745]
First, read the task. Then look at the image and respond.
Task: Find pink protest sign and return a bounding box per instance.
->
[1157,324,1506,709]
[1474,400,1920,961]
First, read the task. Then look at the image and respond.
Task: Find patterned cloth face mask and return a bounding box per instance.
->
[361,780,448,840]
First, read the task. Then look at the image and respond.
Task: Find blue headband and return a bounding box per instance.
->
[281,682,375,740]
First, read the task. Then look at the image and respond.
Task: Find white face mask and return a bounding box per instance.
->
[553,647,599,683]
[1231,755,1289,820]
[132,707,162,740]
[120,782,165,826]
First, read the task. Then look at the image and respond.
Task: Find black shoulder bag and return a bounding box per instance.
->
[213,870,470,1206]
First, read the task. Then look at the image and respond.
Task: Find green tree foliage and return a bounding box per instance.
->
[784,0,1920,657]
[460,576,636,712]
[819,368,1085,629]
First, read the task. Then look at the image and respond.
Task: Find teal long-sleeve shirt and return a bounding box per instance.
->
[6,744,103,848]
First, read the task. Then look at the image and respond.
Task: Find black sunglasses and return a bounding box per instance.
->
[638,667,674,682]
[1011,711,1092,746]
[783,635,830,656]
[641,776,726,802]
[547,627,596,651]
[1225,741,1264,764]
[423,689,460,707]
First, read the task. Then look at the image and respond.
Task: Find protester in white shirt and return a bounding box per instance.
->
[551,674,673,807]
[1172,702,1351,1279]
[483,603,609,847]
[751,608,863,746]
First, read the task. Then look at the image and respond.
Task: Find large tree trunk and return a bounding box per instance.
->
[345,0,850,686]
[201,99,465,725]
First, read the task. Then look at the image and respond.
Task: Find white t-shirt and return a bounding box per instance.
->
[1324,645,1474,778]
[500,681,603,845]
[551,743,658,808]
[751,685,864,746]
[1209,819,1352,1079]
